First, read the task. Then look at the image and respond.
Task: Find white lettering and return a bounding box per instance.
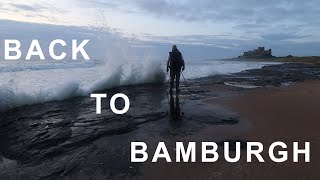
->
[202,142,219,162]
[131,142,148,162]
[49,39,67,60]
[72,39,90,60]
[110,93,130,115]
[26,40,45,60]
[224,142,241,163]
[293,142,310,162]
[5,40,21,60]
[269,142,288,163]
[91,94,107,114]
[176,142,196,162]
[247,142,265,162]
[152,142,172,162]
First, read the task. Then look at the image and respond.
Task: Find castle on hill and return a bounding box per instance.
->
[238,47,274,59]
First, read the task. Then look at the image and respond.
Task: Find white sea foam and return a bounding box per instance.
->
[0,58,280,111]
[0,59,166,111]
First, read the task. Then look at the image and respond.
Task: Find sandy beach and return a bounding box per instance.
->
[138,80,320,180]
[211,80,320,179]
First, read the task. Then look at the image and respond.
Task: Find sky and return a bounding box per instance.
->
[0,0,320,58]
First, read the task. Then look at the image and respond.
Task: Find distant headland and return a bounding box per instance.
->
[234,46,320,65]
[237,47,274,59]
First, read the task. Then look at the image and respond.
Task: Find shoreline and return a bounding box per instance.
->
[0,60,277,113]
[0,62,320,179]
[139,81,320,180]
[230,56,320,65]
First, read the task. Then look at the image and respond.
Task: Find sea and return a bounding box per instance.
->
[0,58,279,111]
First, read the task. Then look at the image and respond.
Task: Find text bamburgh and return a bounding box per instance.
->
[131,142,310,163]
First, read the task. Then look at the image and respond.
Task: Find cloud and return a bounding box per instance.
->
[0,1,71,25]
[10,3,40,12]
[81,0,320,23]
[10,2,67,13]
[1,19,320,60]
[1,1,320,58]
[261,33,310,41]
[77,0,320,42]
[84,0,120,8]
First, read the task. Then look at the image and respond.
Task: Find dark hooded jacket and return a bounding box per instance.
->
[167,48,185,71]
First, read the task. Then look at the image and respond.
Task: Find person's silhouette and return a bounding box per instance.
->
[167,45,185,93]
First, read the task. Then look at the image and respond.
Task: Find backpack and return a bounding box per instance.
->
[169,51,182,69]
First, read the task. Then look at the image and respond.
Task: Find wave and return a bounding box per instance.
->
[0,58,280,112]
[0,81,85,111]
[0,61,96,73]
[0,59,166,112]
[88,64,166,92]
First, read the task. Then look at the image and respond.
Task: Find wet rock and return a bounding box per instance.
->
[0,63,319,179]
[201,63,320,88]
[30,123,39,127]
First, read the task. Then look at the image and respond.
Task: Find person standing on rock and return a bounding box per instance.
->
[167,45,185,93]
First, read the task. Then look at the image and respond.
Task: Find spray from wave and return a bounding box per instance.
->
[0,19,166,111]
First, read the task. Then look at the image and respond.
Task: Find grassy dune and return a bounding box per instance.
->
[274,56,320,65]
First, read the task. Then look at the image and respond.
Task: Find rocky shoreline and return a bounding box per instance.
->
[0,62,320,179]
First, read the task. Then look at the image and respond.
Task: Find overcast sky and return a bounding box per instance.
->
[1,0,320,58]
